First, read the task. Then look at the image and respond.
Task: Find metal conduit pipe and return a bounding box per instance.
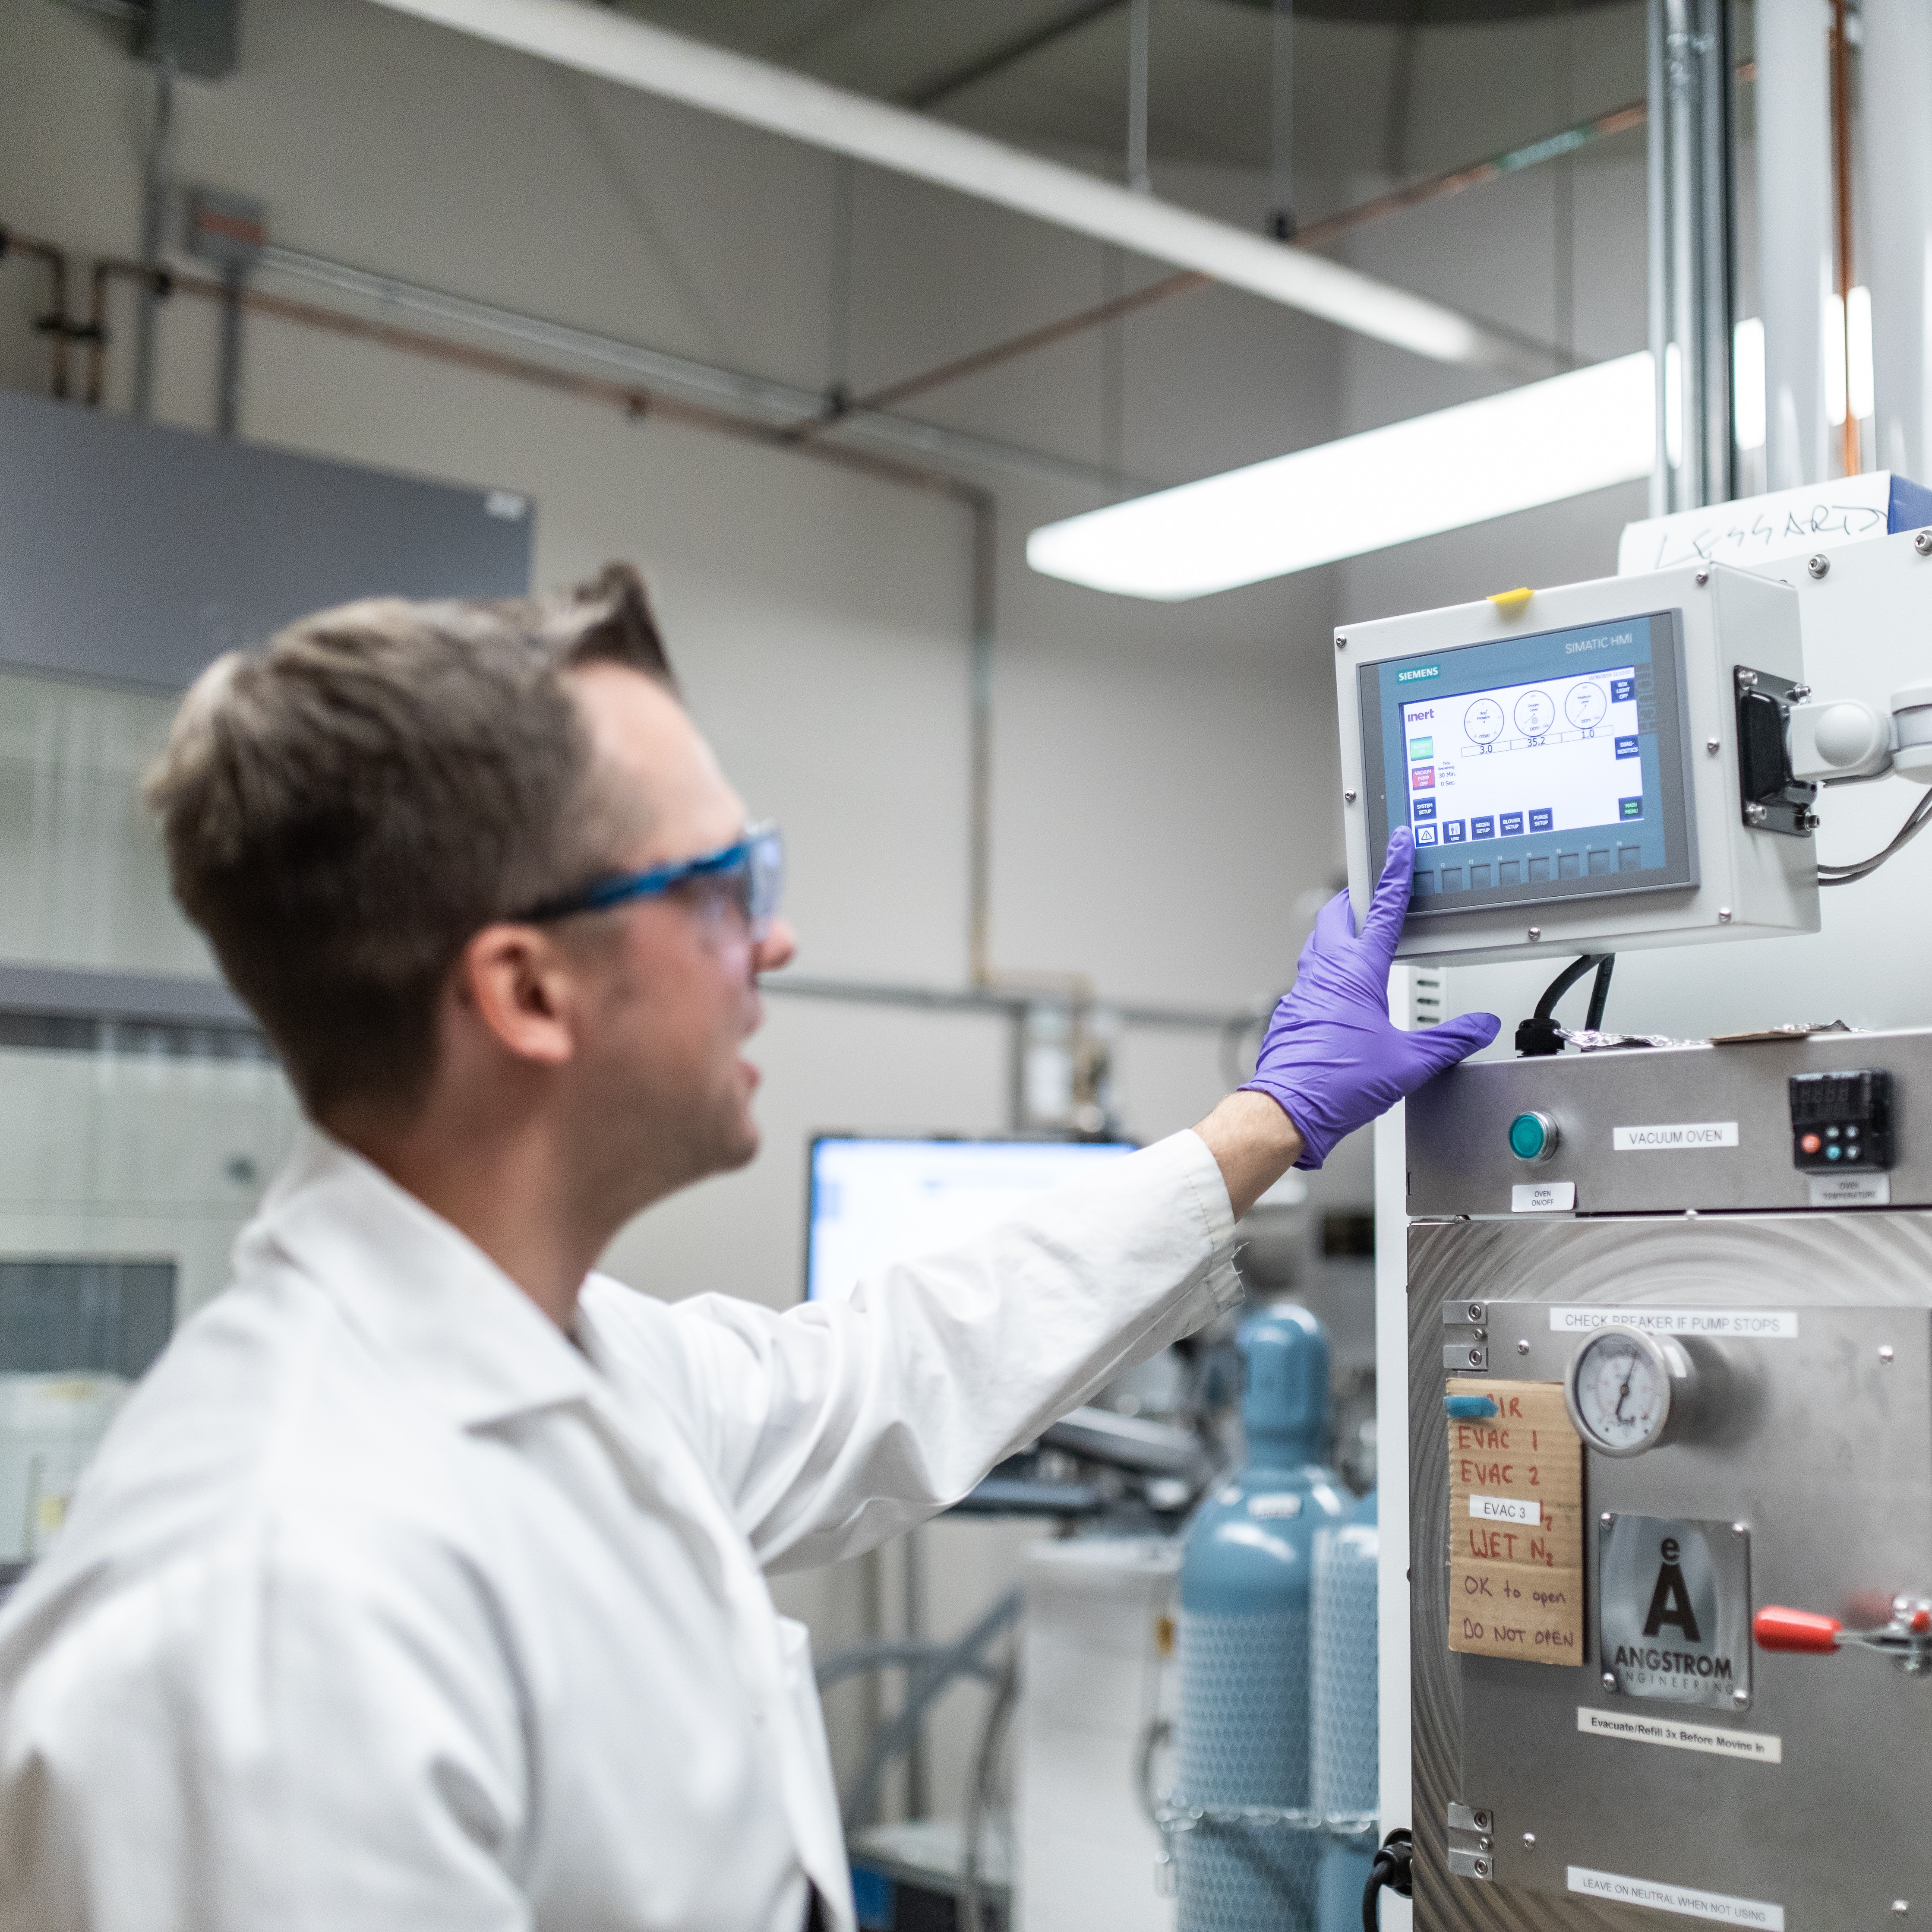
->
[85,257,172,407]
[1647,0,1736,513]
[249,243,1136,497]
[0,228,74,399]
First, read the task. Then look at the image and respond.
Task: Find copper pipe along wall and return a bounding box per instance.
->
[0,228,72,400]
[1831,0,1859,477]
[796,71,1755,440]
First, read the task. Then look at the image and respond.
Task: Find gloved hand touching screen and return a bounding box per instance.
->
[1241,826,1500,1169]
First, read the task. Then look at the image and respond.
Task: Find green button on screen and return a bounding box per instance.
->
[1508,1113,1547,1160]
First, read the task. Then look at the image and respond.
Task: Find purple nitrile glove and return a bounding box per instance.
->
[1241,826,1500,1169]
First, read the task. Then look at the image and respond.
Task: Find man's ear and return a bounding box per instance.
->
[454,923,581,1068]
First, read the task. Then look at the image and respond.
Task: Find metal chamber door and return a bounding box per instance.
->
[1409,1212,1932,1932]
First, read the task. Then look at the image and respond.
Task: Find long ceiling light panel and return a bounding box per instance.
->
[1026,351,1657,601]
[363,0,1545,376]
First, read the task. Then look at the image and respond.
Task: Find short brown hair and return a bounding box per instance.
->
[146,562,675,1118]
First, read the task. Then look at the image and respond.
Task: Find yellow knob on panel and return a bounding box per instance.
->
[1488,587,1534,613]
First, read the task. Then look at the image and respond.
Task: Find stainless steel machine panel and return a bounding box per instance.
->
[1409,1038,1932,1932]
[1408,1028,1932,1217]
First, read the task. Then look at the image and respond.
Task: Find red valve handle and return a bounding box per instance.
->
[1754,1606,1843,1654]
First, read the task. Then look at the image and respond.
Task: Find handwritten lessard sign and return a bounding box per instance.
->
[1446,1377,1585,1665]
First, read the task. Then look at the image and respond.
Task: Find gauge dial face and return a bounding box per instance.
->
[1568,1330,1670,1454]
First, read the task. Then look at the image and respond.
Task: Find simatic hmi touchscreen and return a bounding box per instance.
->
[1335,563,1818,965]
[1358,613,1696,915]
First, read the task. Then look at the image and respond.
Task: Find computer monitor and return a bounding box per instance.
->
[804,1135,1138,1304]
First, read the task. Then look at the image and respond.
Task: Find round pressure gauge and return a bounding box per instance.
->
[1563,1326,1696,1457]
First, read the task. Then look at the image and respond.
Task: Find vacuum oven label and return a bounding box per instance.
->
[1598,1515,1751,1709]
[1567,1867,1784,1930]
[1611,1121,1739,1151]
[1550,1307,1798,1340]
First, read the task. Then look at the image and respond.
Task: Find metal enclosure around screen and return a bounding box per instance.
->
[1333,563,1815,966]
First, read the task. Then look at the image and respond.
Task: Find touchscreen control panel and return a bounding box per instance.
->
[1356,611,1695,919]
[1335,563,1818,965]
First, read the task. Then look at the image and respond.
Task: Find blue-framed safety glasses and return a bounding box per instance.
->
[519,822,783,939]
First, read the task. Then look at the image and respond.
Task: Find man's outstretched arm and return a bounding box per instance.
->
[608,826,1498,1570]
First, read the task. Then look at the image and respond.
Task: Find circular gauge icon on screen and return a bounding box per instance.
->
[1566,683,1609,730]
[1464,699,1504,744]
[1563,1326,1696,1457]
[1515,690,1556,737]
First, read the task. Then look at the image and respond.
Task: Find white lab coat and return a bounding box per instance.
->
[0,1125,1239,1931]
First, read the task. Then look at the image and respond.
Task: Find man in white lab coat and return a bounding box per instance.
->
[0,565,1496,1930]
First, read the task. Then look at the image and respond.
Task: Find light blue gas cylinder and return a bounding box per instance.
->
[1312,1490,1380,1932]
[1175,1305,1351,1932]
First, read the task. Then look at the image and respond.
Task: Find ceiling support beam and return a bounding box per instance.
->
[361,0,1554,376]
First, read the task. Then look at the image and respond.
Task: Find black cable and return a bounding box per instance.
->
[1585,954,1615,1031]
[1534,953,1603,1020]
[1516,953,1608,1056]
[1363,1829,1414,1932]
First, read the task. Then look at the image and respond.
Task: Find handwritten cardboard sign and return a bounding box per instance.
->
[1446,1376,1584,1666]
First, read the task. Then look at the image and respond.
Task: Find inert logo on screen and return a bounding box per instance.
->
[1396,665,1439,683]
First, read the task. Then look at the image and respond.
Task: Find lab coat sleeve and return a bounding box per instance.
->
[0,1513,534,1932]
[611,1127,1242,1573]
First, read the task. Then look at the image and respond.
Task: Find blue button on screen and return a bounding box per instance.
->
[1413,798,1437,821]
[1614,734,1641,759]
[1499,812,1524,836]
[1529,808,1554,832]
[1442,820,1466,843]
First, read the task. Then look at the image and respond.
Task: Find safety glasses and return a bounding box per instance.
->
[518,822,784,939]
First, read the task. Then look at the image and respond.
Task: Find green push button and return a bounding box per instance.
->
[1508,1111,1556,1161]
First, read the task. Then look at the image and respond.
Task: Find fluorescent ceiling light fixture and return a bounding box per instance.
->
[1026,351,1657,601]
[364,0,1545,376]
